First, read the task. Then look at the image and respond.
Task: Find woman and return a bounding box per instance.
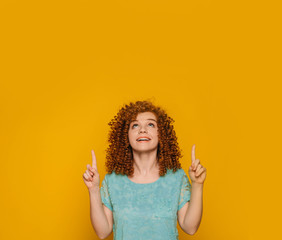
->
[83,100,207,240]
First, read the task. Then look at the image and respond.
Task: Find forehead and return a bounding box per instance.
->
[131,112,157,122]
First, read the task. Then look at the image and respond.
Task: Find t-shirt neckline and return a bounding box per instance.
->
[126,174,162,185]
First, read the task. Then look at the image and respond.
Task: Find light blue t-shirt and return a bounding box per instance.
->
[100,168,192,240]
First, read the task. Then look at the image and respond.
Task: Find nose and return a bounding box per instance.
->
[139,125,147,133]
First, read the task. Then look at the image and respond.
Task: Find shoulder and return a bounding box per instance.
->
[103,171,126,184]
[162,168,186,185]
[166,168,186,177]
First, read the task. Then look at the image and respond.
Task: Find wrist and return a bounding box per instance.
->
[191,182,204,188]
[89,187,100,195]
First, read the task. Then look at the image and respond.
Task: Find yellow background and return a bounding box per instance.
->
[0,1,281,240]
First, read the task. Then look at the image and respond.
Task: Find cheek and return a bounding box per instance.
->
[154,129,159,137]
[128,131,136,144]
[152,130,159,142]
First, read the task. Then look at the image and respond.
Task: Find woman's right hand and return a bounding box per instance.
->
[83,149,100,192]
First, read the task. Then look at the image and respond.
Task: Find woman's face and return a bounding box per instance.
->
[128,111,159,153]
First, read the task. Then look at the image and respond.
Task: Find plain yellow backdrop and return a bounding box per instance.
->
[0,1,281,240]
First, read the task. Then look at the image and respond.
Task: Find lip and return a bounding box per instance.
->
[136,136,151,141]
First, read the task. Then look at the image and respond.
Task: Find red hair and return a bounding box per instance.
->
[105,100,182,177]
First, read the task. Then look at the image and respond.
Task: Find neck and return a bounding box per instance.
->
[131,149,159,176]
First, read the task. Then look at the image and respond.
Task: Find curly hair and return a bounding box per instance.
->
[105,100,183,177]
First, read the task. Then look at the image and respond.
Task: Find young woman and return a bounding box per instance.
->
[83,100,207,240]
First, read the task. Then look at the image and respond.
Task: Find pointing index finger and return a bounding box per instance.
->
[91,149,97,170]
[191,144,196,164]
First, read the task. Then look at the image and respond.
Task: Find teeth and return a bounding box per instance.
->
[137,138,150,141]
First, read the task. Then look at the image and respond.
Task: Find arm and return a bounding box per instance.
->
[89,188,113,239]
[178,144,206,235]
[177,182,203,235]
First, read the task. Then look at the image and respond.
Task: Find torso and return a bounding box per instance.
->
[100,168,191,240]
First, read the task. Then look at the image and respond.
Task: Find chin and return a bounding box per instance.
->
[132,146,158,152]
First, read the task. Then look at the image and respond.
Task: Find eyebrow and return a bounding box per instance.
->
[131,118,157,123]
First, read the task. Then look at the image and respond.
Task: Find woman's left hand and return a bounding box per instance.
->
[188,144,207,184]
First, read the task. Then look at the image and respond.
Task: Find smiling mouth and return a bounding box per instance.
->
[136,138,151,142]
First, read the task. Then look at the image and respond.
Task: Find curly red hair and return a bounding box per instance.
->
[105,100,183,177]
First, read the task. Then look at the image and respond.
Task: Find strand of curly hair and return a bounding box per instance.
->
[105,100,183,177]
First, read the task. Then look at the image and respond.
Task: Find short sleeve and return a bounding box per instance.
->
[178,171,192,211]
[100,175,113,211]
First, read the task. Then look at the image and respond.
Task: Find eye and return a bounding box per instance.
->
[148,123,155,127]
[132,124,138,128]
